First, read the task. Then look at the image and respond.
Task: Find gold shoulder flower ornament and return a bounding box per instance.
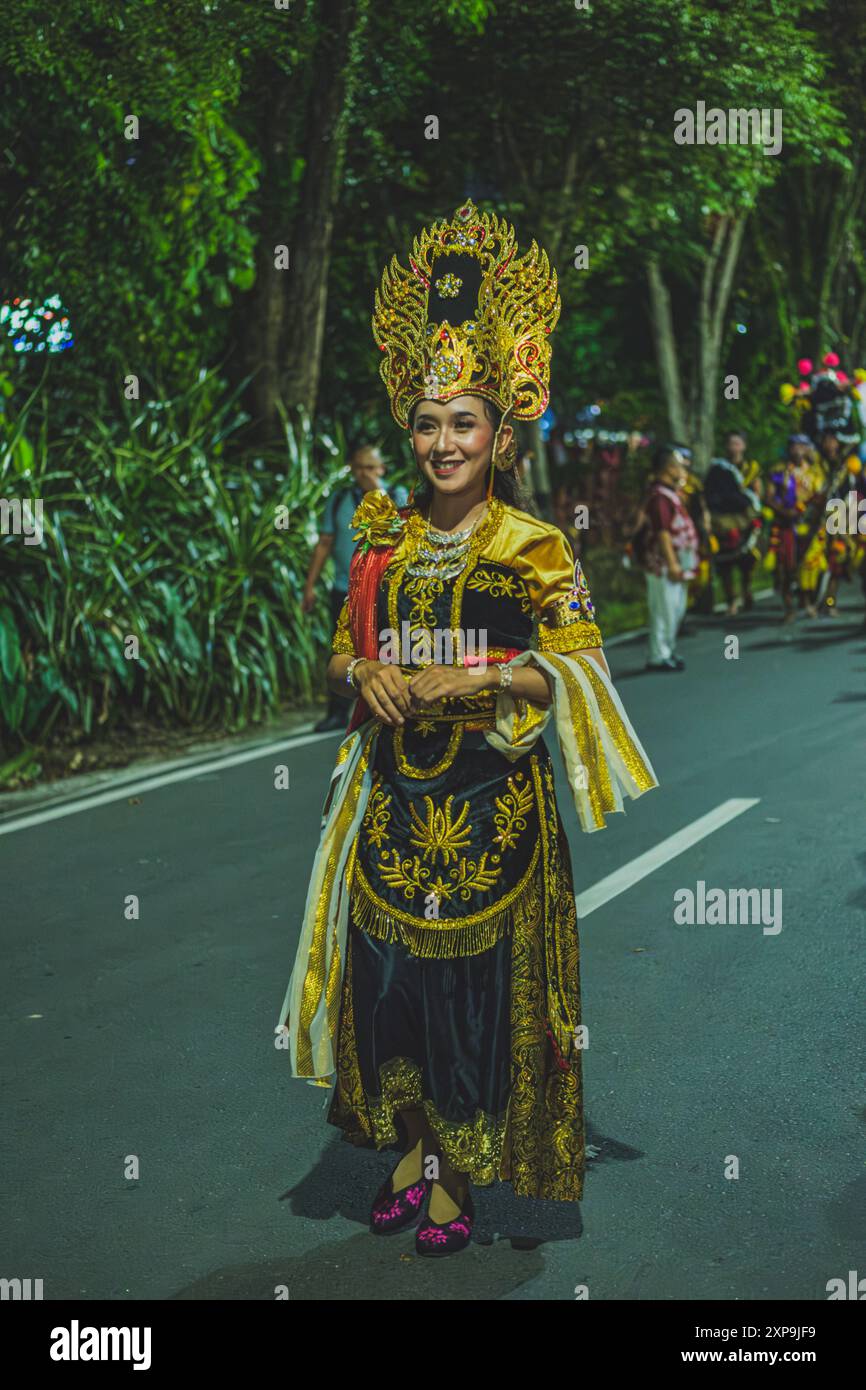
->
[351,488,407,554]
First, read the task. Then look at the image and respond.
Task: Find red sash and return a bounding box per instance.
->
[346,541,398,734]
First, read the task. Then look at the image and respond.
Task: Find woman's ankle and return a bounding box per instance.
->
[435,1171,469,1204]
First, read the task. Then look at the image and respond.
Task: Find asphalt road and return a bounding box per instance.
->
[2,596,865,1301]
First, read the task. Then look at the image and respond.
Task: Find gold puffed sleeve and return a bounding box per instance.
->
[331,595,355,654]
[514,527,603,653]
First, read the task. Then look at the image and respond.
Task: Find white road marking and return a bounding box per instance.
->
[0,726,342,837]
[576,798,761,918]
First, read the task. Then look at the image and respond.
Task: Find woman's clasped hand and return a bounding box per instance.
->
[355,659,493,726]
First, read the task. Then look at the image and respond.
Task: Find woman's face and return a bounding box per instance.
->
[410,395,512,499]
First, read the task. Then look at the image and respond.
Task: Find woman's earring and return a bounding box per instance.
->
[494,438,517,471]
[488,410,515,498]
[491,409,517,472]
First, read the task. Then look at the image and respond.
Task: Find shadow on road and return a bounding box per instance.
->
[276,1119,643,1235]
[168,1118,643,1298]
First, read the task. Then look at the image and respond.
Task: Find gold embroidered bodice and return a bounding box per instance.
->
[331,496,603,669]
[327,496,604,957]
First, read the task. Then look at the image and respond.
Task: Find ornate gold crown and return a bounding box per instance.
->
[372,200,561,428]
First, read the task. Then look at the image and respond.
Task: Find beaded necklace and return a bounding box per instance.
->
[404,503,488,581]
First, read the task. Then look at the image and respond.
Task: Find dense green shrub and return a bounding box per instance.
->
[0,369,351,772]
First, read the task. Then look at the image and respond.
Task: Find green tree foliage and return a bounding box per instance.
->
[0,0,861,764]
[1,0,855,435]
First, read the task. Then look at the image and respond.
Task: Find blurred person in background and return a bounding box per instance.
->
[765,444,804,624]
[789,434,828,617]
[551,474,586,560]
[676,446,714,619]
[638,444,698,671]
[704,429,763,616]
[814,430,864,619]
[595,439,622,545]
[303,442,408,731]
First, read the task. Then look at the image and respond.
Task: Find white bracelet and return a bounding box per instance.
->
[497,662,513,690]
[346,656,368,690]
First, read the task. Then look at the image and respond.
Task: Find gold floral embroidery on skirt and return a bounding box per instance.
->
[362,778,392,849]
[492,770,534,851]
[408,792,472,864]
[327,759,585,1201]
[351,838,539,958]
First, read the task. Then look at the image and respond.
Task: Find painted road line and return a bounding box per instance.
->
[576,798,761,918]
[0,728,346,837]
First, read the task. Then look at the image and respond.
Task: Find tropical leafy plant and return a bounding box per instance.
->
[0,369,349,777]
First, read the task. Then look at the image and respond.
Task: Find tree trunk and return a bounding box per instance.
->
[523,417,551,517]
[751,216,795,368]
[848,276,866,365]
[817,171,850,353]
[280,0,367,418]
[241,64,294,440]
[646,256,687,441]
[696,214,746,472]
[822,155,866,351]
[647,216,746,474]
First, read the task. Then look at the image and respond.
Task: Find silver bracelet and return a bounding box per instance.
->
[497,662,513,690]
[346,656,369,691]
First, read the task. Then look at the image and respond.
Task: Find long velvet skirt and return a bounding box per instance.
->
[326,726,585,1202]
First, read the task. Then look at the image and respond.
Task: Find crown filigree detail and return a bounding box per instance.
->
[372,201,561,427]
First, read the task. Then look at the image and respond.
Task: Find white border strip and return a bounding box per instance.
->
[576,798,760,918]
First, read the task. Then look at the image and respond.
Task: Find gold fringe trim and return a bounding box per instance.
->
[350,839,541,959]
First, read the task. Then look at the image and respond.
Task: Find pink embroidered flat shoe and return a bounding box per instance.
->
[415,1187,474,1257]
[369,1161,431,1235]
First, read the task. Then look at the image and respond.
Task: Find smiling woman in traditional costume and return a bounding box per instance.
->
[277,201,658,1257]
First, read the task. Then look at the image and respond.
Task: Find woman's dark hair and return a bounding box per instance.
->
[407,397,541,518]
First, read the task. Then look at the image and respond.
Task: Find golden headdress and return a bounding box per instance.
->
[372,200,561,428]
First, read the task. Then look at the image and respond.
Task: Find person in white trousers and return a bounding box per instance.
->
[642,445,698,672]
